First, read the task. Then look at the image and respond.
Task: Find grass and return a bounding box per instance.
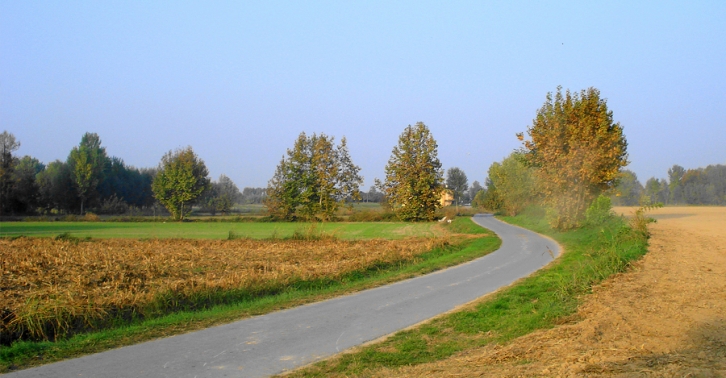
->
[0,217,500,373]
[0,221,441,240]
[285,207,650,377]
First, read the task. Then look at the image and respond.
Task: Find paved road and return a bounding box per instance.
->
[7,215,560,378]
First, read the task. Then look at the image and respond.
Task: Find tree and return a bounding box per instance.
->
[37,160,77,214]
[67,132,109,214]
[202,174,241,215]
[486,152,536,216]
[152,146,210,220]
[9,156,44,213]
[667,164,685,204]
[446,167,468,207]
[643,177,668,205]
[0,131,20,215]
[518,87,628,230]
[378,122,444,221]
[611,169,643,206]
[265,132,362,221]
[469,181,483,203]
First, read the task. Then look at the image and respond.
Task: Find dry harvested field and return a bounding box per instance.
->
[0,236,447,345]
[369,207,726,377]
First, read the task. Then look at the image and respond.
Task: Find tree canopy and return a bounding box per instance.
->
[152,146,210,220]
[378,122,443,221]
[446,167,468,206]
[265,132,363,221]
[518,87,628,229]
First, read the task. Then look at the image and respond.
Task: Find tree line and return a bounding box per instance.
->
[8,86,706,224]
[611,164,726,206]
[0,131,249,219]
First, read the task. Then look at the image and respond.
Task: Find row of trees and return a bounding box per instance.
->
[478,87,629,230]
[613,164,726,206]
[0,131,245,219]
[264,122,468,222]
[0,131,158,216]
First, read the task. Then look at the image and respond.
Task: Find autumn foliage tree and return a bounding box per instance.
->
[378,122,444,221]
[518,87,628,229]
[152,146,210,220]
[265,132,362,221]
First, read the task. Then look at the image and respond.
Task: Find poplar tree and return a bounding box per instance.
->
[518,87,628,229]
[152,146,210,220]
[265,132,362,221]
[379,122,444,221]
[68,132,108,214]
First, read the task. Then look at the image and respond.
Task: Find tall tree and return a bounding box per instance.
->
[152,146,210,220]
[37,160,77,214]
[445,167,468,207]
[667,164,685,204]
[469,180,483,202]
[67,132,109,214]
[9,156,44,213]
[518,87,628,229]
[0,131,20,215]
[265,132,362,221]
[378,122,444,221]
[611,169,643,206]
[644,177,668,205]
[486,152,536,216]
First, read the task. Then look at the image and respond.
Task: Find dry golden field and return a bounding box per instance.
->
[370,207,726,377]
[1,236,447,344]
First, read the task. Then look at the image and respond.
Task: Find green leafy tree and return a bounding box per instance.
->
[152,146,210,220]
[68,133,109,214]
[0,131,20,215]
[37,160,77,214]
[265,133,362,221]
[667,164,685,204]
[611,169,643,206]
[643,177,668,205]
[203,174,241,215]
[518,87,628,230]
[9,156,44,213]
[446,167,468,207]
[486,152,536,216]
[469,180,483,203]
[378,122,443,221]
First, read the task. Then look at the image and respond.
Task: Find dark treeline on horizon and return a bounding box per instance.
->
[0,131,269,216]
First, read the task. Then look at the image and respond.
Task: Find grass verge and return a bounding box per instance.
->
[0,217,499,373]
[285,208,650,377]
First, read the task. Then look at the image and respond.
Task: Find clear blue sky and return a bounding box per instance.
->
[2,1,725,189]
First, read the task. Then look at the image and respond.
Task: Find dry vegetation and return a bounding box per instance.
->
[367,207,726,377]
[1,235,447,345]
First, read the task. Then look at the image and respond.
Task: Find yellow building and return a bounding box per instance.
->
[440,189,454,207]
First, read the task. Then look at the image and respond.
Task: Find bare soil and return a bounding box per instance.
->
[374,207,726,377]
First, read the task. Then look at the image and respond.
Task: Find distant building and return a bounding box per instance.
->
[440,189,454,207]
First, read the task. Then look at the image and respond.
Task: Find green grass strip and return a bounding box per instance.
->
[287,210,650,377]
[0,218,499,373]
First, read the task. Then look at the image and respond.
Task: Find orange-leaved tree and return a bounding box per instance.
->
[517,87,628,230]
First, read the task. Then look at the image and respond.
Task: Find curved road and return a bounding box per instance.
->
[7,215,560,378]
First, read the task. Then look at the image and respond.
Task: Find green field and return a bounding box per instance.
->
[0,221,442,240]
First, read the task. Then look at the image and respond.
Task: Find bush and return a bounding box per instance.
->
[584,195,615,227]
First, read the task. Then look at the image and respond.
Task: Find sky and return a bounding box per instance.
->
[2,1,725,189]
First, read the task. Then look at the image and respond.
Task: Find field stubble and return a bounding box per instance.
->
[1,235,449,345]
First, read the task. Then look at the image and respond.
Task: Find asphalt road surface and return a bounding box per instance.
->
[7,214,560,378]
